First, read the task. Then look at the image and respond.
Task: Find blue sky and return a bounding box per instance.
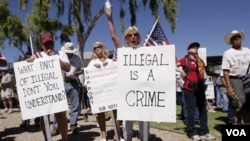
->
[2,0,250,63]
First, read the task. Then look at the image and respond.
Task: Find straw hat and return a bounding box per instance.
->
[61,42,75,53]
[224,30,245,45]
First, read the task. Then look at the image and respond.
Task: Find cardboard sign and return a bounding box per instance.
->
[84,61,117,114]
[14,55,68,120]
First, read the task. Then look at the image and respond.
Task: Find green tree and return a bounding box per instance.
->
[0,0,29,59]
[16,0,178,60]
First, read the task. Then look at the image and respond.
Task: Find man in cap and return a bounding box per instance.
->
[177,42,216,141]
[221,30,250,124]
[27,32,70,141]
[51,42,83,135]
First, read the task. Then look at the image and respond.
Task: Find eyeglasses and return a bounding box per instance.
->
[94,46,102,50]
[127,33,139,38]
[232,35,242,40]
[44,41,54,46]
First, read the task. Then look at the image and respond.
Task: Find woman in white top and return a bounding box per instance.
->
[87,41,112,141]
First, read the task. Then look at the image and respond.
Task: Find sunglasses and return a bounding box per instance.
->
[231,35,242,40]
[127,33,139,38]
[94,46,102,50]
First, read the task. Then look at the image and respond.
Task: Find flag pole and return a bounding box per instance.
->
[29,36,34,55]
[143,16,160,46]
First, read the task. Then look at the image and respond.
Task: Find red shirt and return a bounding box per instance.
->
[178,56,200,90]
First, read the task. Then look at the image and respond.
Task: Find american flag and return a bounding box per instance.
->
[29,36,42,58]
[143,20,170,46]
[33,45,42,58]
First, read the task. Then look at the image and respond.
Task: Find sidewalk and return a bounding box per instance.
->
[0,108,190,141]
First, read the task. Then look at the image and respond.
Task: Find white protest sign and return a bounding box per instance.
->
[84,61,117,114]
[117,45,176,122]
[205,81,215,99]
[198,47,207,66]
[13,55,68,120]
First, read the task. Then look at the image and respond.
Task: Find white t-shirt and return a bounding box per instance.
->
[221,47,250,77]
[1,73,12,90]
[87,58,113,69]
[65,54,83,80]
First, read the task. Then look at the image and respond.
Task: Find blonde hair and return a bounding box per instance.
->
[91,41,110,59]
[124,26,141,45]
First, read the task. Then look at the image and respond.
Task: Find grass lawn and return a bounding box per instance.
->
[149,105,227,141]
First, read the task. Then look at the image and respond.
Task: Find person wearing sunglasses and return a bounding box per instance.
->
[222,30,250,125]
[104,6,149,141]
[86,41,113,141]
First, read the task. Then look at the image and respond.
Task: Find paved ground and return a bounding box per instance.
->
[0,108,191,141]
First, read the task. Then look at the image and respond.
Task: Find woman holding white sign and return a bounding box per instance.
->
[104,6,149,141]
[87,41,114,141]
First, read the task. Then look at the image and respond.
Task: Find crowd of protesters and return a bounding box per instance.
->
[1,5,250,141]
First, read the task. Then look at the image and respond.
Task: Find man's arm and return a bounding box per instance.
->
[59,60,70,72]
[223,69,234,98]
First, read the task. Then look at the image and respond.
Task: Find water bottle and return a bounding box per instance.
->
[105,0,112,15]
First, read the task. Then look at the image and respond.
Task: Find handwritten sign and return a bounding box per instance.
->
[13,55,68,120]
[117,45,176,122]
[84,61,117,114]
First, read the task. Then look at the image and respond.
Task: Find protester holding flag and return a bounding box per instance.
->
[26,32,70,141]
[177,42,216,141]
